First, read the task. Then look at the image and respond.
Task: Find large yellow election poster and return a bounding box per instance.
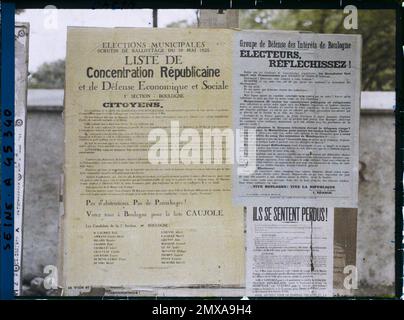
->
[62,27,244,294]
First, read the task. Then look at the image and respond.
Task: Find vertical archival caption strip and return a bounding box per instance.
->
[0,1,15,300]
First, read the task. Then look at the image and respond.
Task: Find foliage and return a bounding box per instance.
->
[30,10,395,91]
[166,19,196,28]
[28,59,65,89]
[240,9,395,91]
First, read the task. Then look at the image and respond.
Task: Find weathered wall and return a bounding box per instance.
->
[357,112,395,296]
[21,89,396,296]
[22,90,63,283]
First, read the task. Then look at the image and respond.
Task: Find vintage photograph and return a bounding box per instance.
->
[0,0,402,310]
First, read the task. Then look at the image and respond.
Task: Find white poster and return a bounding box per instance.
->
[246,206,334,297]
[233,31,361,208]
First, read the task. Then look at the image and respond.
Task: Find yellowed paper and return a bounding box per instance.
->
[63,27,244,293]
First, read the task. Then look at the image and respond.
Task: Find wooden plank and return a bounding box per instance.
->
[198,9,239,28]
[14,22,29,296]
